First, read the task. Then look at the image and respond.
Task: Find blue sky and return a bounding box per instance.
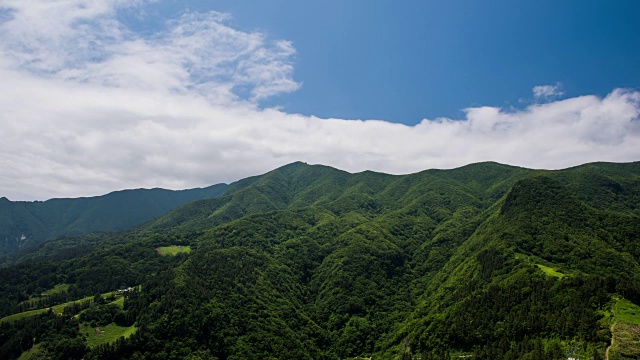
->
[120,0,640,124]
[0,0,639,200]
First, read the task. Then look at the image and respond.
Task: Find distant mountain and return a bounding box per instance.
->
[143,161,533,233]
[1,161,640,360]
[0,184,228,256]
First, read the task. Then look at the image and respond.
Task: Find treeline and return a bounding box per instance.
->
[0,232,196,318]
[0,311,86,360]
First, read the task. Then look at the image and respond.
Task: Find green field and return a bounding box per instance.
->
[18,343,43,360]
[80,323,137,348]
[53,296,94,314]
[1,295,96,323]
[515,254,566,278]
[41,283,70,296]
[15,284,70,310]
[0,308,51,323]
[0,291,128,324]
[5,291,138,353]
[614,298,640,325]
[112,296,125,308]
[156,245,191,256]
[536,264,565,278]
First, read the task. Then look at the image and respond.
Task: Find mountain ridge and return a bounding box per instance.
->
[0,183,229,256]
[1,160,640,359]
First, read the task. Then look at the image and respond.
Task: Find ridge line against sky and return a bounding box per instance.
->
[0,0,639,200]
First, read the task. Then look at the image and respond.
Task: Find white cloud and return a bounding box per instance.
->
[533,83,564,100]
[1,1,639,200]
[0,0,299,103]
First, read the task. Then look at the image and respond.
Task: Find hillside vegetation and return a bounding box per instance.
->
[1,161,639,359]
[0,184,228,257]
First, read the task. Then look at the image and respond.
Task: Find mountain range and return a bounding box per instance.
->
[1,161,640,359]
[0,184,228,256]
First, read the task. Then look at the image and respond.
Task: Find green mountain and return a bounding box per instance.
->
[1,161,639,360]
[0,184,228,256]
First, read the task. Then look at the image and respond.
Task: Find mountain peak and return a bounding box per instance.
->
[275,161,310,170]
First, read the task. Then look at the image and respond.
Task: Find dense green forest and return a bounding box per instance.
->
[0,184,228,256]
[1,161,640,359]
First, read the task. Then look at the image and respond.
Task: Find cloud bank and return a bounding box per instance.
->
[1,1,639,200]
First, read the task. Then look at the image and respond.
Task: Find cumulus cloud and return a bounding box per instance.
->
[1,1,639,200]
[533,83,564,101]
[0,0,299,103]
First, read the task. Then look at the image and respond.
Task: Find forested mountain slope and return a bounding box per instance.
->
[0,184,228,256]
[1,161,639,359]
[144,161,532,233]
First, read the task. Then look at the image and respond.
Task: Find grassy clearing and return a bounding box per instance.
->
[536,264,565,278]
[0,308,50,323]
[0,291,128,323]
[156,245,191,256]
[3,290,138,354]
[1,295,95,323]
[18,343,43,360]
[515,254,566,278]
[15,284,70,310]
[18,297,42,307]
[52,296,93,314]
[608,297,640,359]
[112,296,125,308]
[80,323,137,348]
[615,298,640,325]
[41,283,70,296]
[77,293,136,348]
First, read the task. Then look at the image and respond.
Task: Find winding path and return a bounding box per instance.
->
[606,323,615,360]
